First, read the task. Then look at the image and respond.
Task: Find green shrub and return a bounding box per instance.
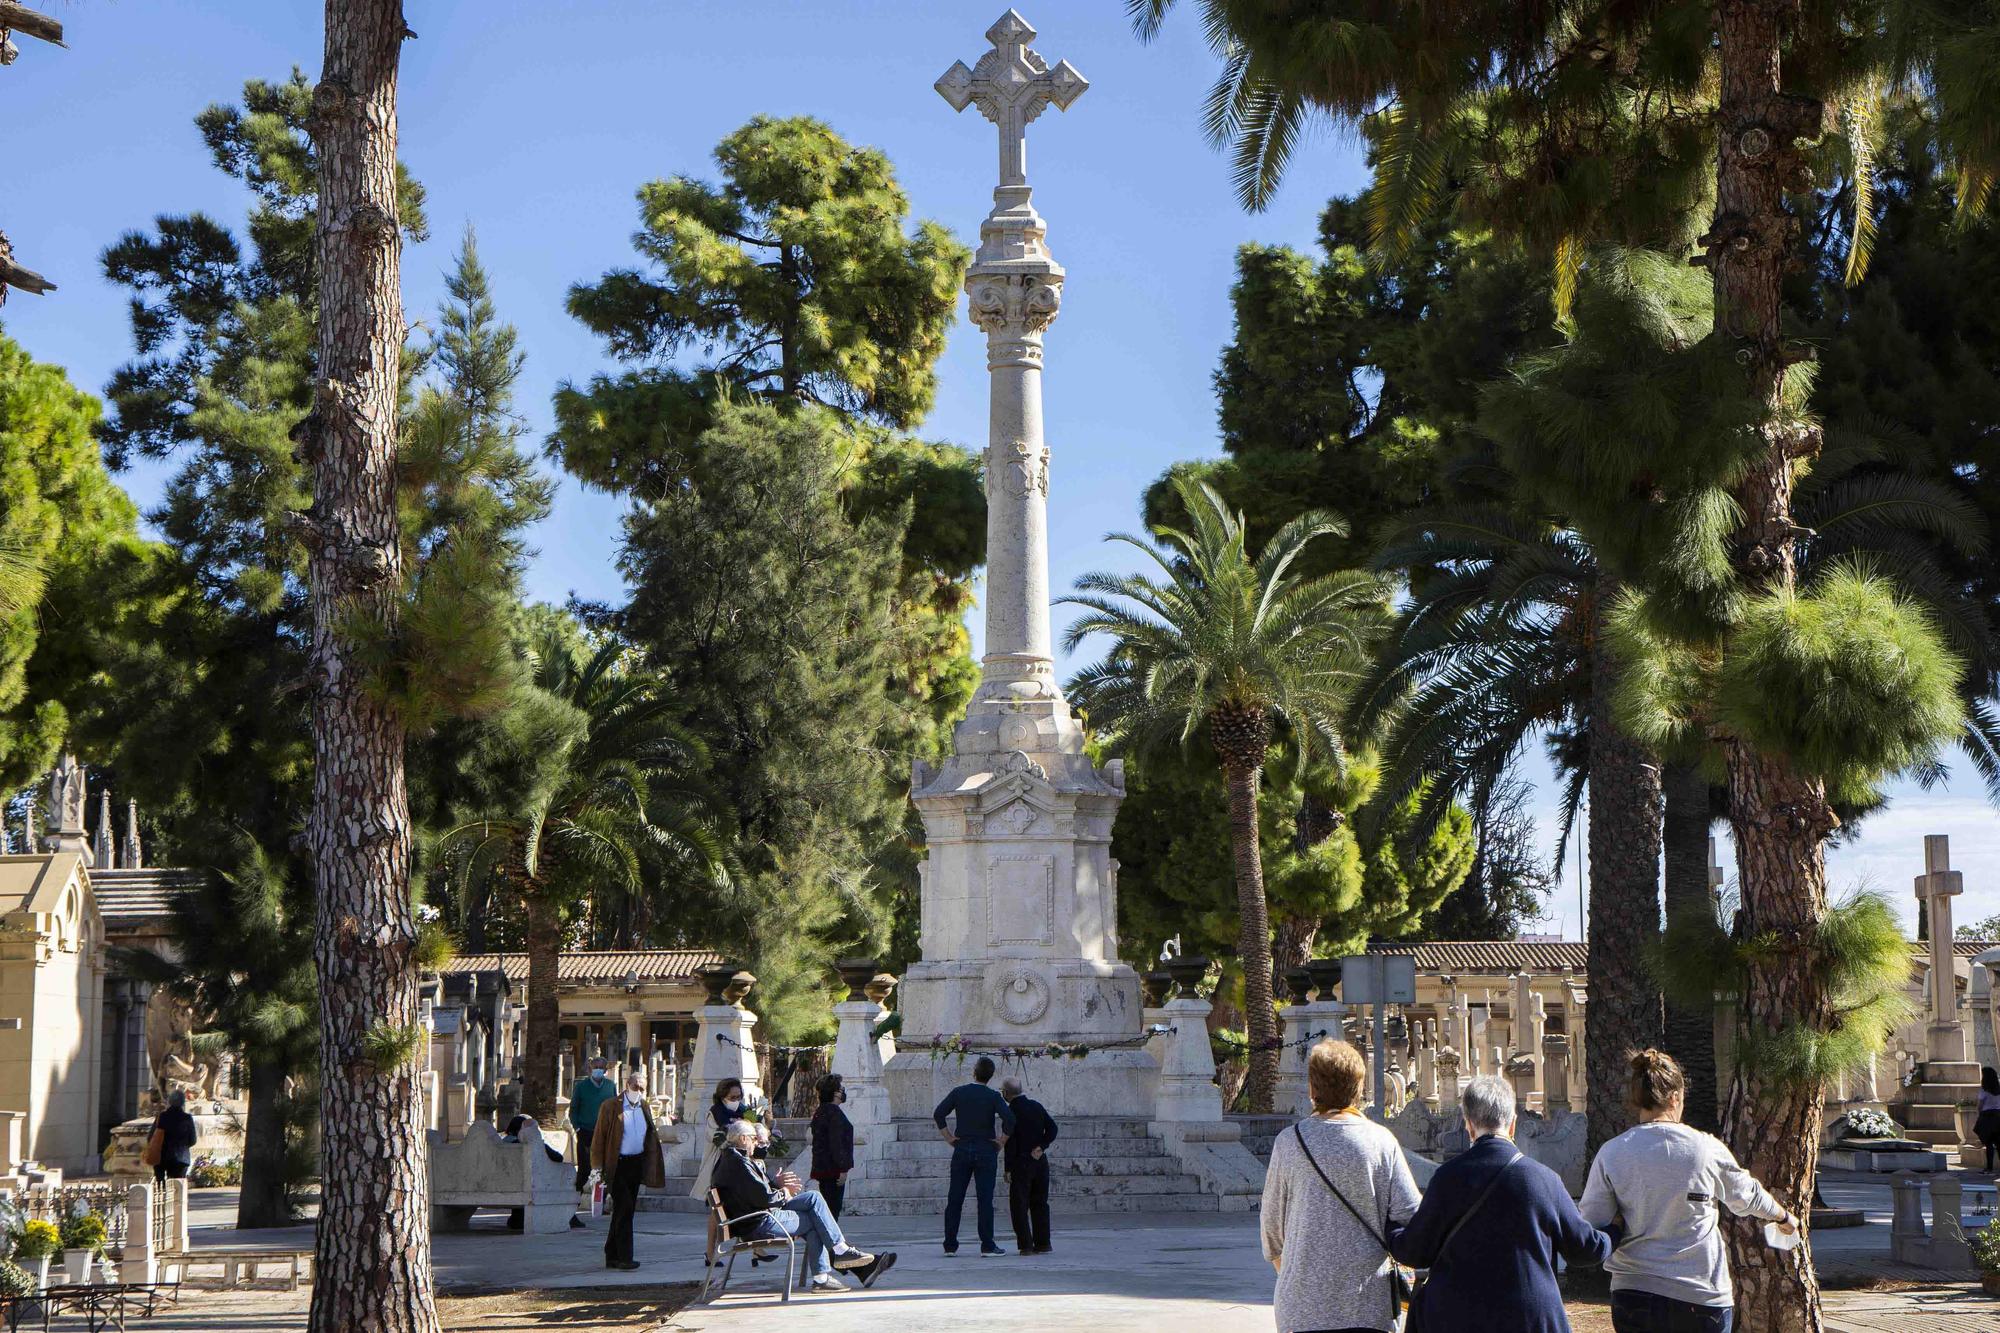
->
[1712,564,1962,791]
[12,1221,56,1262]
[1969,1213,2000,1274]
[190,1156,244,1188]
[0,1259,33,1299]
[57,1212,106,1255]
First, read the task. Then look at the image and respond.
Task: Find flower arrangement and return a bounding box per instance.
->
[57,1212,105,1257]
[0,1258,33,1300]
[191,1155,244,1187]
[1842,1107,1901,1140]
[13,1222,56,1263]
[928,1034,972,1065]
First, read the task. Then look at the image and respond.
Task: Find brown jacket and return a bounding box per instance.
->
[590,1096,666,1188]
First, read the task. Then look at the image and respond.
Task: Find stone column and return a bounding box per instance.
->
[1563,981,1588,1106]
[1275,971,1315,1115]
[1155,991,1224,1123]
[1416,1020,1437,1107]
[1915,835,1969,1063]
[124,1182,156,1284]
[1543,1033,1572,1116]
[93,788,114,870]
[831,961,890,1130]
[686,966,763,1121]
[623,1006,645,1081]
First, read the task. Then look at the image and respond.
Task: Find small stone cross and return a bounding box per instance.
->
[936,10,1087,190]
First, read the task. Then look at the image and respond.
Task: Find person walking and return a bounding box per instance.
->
[1391,1076,1615,1332]
[1581,1050,1800,1332]
[713,1118,896,1293]
[933,1055,1015,1257]
[1261,1039,1421,1333]
[1001,1076,1058,1255]
[810,1073,855,1218]
[149,1090,199,1184]
[589,1073,665,1270]
[567,1056,615,1194]
[1975,1066,2000,1173]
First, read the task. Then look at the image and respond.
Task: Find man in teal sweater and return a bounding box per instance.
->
[568,1056,615,1192]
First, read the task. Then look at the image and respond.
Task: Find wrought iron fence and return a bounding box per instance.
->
[18,1183,130,1258]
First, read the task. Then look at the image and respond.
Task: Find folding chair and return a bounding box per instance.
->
[700,1187,798,1304]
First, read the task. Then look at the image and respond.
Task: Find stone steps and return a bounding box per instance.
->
[1902,1103,1964,1131]
[883,1116,1153,1142]
[866,1152,1185,1178]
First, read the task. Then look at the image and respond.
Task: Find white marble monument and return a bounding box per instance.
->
[886,11,1156,1119]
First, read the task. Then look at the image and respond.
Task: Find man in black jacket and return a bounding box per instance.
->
[710,1119,896,1293]
[1000,1077,1058,1255]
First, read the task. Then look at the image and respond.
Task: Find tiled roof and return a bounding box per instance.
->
[90,867,207,930]
[1367,938,1997,973]
[440,949,723,987]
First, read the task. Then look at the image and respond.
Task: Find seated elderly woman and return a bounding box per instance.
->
[1391,1076,1615,1333]
[710,1116,898,1294]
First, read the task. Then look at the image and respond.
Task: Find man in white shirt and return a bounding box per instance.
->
[590,1073,665,1270]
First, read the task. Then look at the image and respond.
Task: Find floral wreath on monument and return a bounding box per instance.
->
[906,1026,1176,1065]
[1211,1027,1332,1054]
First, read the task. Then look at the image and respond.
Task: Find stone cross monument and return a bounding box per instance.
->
[46,754,87,854]
[887,11,1154,1118]
[1916,834,1968,1063]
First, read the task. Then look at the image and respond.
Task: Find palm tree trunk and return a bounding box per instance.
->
[1709,5,1834,1328]
[521,888,563,1120]
[1224,759,1280,1112]
[1584,588,1663,1158]
[236,1055,294,1230]
[305,4,434,1330]
[1661,760,1719,1132]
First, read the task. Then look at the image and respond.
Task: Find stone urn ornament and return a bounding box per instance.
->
[864,972,898,1006]
[697,962,741,1007]
[1161,953,1211,999]
[723,969,757,1007]
[1304,959,1343,1002]
[834,958,880,1001]
[1140,971,1174,1008]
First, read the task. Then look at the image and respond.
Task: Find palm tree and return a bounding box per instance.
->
[444,632,726,1119]
[1062,476,1390,1111]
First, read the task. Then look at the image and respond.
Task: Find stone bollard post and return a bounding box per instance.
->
[1142,970,1175,1066]
[685,964,762,1122]
[831,960,890,1130]
[1155,958,1223,1123]
[1889,1172,1928,1264]
[1928,1174,1973,1269]
[1274,970,1316,1115]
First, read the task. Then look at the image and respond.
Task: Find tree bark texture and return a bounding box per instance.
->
[1585,589,1664,1158]
[1661,760,1720,1132]
[237,1056,295,1231]
[1709,3,1833,1328]
[1273,917,1316,978]
[520,889,562,1121]
[1224,759,1281,1113]
[306,4,436,1330]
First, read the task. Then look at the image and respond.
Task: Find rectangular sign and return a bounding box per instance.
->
[1341,954,1417,1005]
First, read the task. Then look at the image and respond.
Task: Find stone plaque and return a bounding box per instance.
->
[987,853,1054,946]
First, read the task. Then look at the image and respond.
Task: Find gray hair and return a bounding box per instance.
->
[1461,1076,1515,1134]
[1000,1076,1023,1097]
[725,1118,760,1145]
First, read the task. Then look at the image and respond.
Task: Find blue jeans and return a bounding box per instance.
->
[944,1139,999,1251]
[1611,1290,1734,1333]
[747,1189,848,1277]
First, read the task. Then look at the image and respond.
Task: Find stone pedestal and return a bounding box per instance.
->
[1275,1000,1344,1116]
[1542,1033,1572,1116]
[1154,996,1223,1123]
[831,1000,890,1129]
[684,1003,761,1123]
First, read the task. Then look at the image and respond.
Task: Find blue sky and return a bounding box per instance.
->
[6,2,1995,937]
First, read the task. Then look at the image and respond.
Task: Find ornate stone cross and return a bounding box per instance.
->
[1916,833,1968,1062]
[936,9,1087,192]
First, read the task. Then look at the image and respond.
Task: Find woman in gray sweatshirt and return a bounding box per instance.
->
[1579,1050,1800,1332]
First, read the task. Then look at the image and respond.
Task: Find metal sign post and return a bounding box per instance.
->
[1341,953,1416,1121]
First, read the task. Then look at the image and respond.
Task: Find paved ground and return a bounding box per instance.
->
[141,1179,1995,1331]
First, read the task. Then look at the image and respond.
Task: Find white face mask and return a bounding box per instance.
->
[626,1090,645,1106]
[724,1098,743,1111]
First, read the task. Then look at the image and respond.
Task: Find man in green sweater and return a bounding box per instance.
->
[568,1056,615,1192]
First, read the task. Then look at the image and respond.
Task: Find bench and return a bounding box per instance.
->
[161,1247,312,1291]
[429,1121,573,1235]
[699,1188,797,1304]
[2,1281,175,1331]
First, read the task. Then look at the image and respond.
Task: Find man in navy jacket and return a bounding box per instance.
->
[1001,1076,1059,1254]
[1390,1076,1616,1333]
[933,1055,1015,1255]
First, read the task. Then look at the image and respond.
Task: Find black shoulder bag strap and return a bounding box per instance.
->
[1291,1123,1391,1248]
[1432,1147,1525,1267]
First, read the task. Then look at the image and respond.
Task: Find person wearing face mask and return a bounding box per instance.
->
[689,1077,769,1199]
[568,1056,616,1195]
[810,1073,855,1219]
[588,1074,666,1270]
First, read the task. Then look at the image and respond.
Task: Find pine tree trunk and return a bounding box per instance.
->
[1273,918,1316,977]
[1223,759,1280,1112]
[1584,587,1663,1157]
[236,1055,295,1230]
[1661,760,1720,1132]
[521,888,563,1121]
[306,4,435,1330]
[1711,4,1832,1328]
